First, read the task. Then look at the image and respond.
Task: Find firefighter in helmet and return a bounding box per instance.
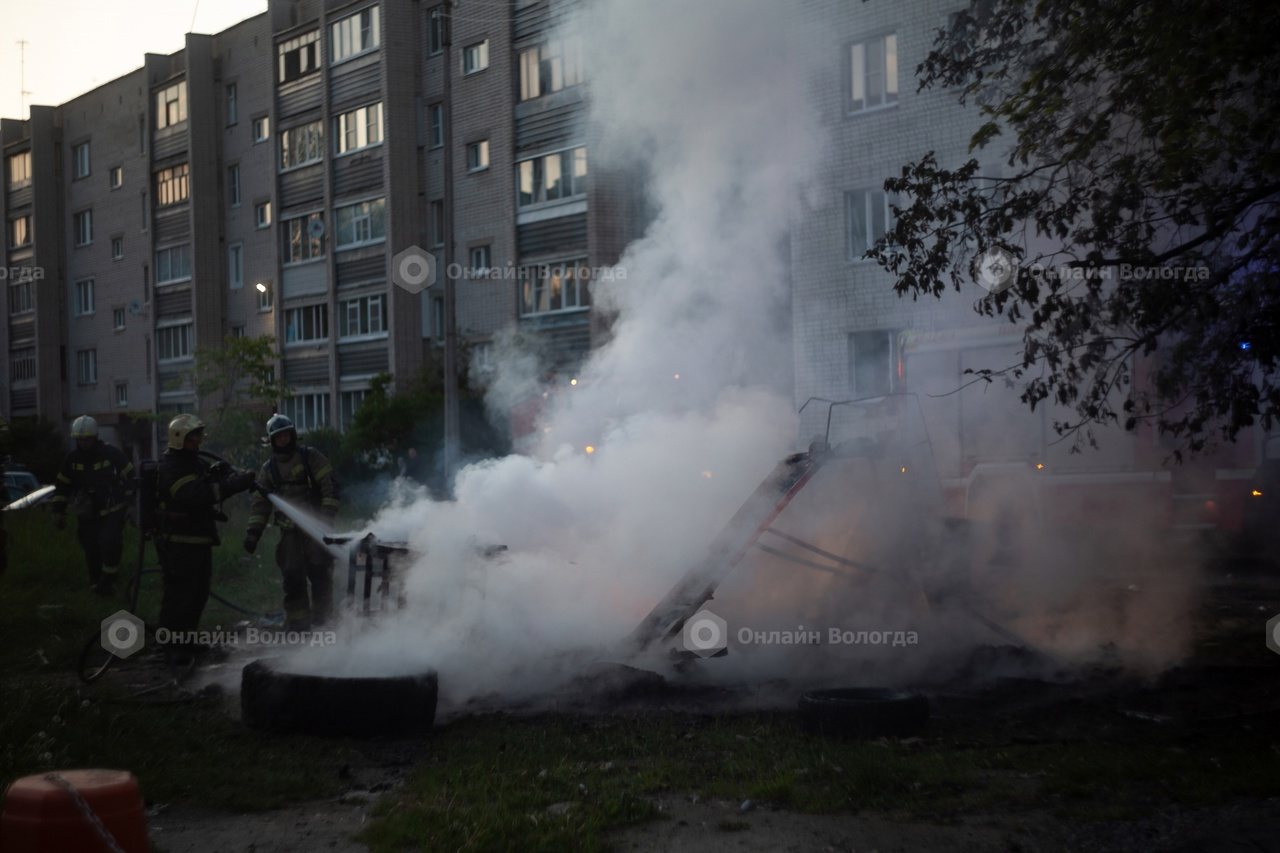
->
[245,414,341,629]
[49,416,134,595]
[155,414,256,660]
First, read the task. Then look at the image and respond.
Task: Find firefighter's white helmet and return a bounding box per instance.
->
[70,415,99,439]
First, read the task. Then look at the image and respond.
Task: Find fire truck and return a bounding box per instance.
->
[892,326,1272,555]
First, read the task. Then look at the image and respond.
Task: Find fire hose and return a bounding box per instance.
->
[77,451,281,687]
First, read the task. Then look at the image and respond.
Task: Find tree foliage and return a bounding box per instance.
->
[188,335,291,467]
[871,0,1280,455]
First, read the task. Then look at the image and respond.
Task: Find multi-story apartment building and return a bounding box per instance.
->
[1,0,636,455]
[792,0,991,452]
[792,0,1263,535]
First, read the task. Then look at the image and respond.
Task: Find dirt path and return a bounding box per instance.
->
[148,795,375,852]
[609,797,1280,853]
[611,797,1027,852]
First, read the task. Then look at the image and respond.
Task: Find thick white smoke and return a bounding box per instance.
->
[282,0,828,704]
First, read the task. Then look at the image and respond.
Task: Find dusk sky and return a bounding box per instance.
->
[0,0,268,120]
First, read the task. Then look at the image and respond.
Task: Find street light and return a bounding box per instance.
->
[255,282,268,293]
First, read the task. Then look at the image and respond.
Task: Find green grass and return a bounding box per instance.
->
[0,502,358,811]
[0,504,280,673]
[360,710,1280,851]
[0,676,356,810]
[4,504,1280,847]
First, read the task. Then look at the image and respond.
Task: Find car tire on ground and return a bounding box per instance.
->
[798,687,929,738]
[241,659,438,736]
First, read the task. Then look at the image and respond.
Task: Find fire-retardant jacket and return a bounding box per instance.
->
[247,446,340,536]
[155,448,228,546]
[50,442,134,519]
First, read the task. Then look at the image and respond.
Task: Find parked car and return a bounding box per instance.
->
[4,469,42,503]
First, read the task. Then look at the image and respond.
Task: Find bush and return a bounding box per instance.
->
[3,417,64,483]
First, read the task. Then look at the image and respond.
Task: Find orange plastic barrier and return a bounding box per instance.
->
[0,769,147,852]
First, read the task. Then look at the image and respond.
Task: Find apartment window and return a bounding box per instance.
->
[330,5,381,64]
[278,30,320,83]
[466,140,490,172]
[284,212,325,263]
[517,147,588,208]
[340,388,369,431]
[285,303,329,344]
[471,342,494,374]
[155,82,188,129]
[111,236,123,260]
[848,33,898,113]
[7,215,31,249]
[430,200,444,247]
[428,7,444,55]
[10,347,36,382]
[72,142,91,179]
[258,281,274,311]
[73,210,93,246]
[334,198,386,248]
[334,103,383,155]
[280,120,324,170]
[76,349,97,384]
[109,166,123,189]
[253,116,270,143]
[849,330,896,397]
[468,244,491,274]
[73,279,96,315]
[338,293,387,339]
[115,382,129,407]
[461,40,492,76]
[518,37,584,101]
[846,189,893,259]
[432,297,444,339]
[228,242,244,289]
[113,307,126,330]
[519,259,592,316]
[230,324,246,338]
[154,163,190,207]
[463,40,489,75]
[256,201,272,228]
[226,83,238,125]
[6,151,31,188]
[429,103,443,148]
[283,392,330,433]
[8,282,34,315]
[228,164,241,207]
[157,322,194,362]
[155,244,192,284]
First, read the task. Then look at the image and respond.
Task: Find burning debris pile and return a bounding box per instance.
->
[256,0,1198,714]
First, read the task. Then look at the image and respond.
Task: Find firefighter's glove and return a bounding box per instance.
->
[53,513,66,531]
[223,471,257,497]
[243,530,260,555]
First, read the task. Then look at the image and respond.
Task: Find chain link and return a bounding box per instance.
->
[43,772,128,853]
